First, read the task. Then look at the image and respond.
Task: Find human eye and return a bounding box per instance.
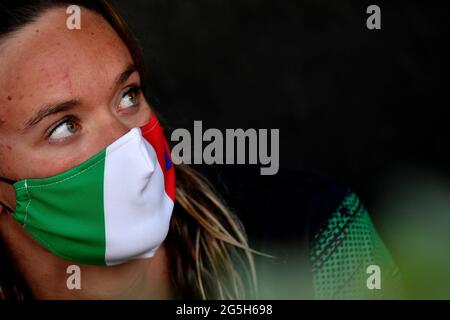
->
[47,116,81,143]
[118,86,142,110]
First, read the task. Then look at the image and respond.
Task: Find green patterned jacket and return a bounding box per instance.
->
[215,168,402,299]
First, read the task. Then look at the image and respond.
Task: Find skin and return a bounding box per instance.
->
[0,7,172,299]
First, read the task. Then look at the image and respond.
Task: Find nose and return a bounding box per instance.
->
[95,111,131,148]
[107,120,130,142]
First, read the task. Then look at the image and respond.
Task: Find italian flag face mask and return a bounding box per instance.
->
[11,115,176,266]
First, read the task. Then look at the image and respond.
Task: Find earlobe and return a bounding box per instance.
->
[0,180,16,213]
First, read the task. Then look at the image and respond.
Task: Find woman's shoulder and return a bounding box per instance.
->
[204,167,402,298]
[308,189,401,299]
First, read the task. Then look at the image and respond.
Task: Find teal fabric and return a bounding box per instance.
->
[310,192,401,299]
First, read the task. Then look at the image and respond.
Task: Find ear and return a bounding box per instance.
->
[0,180,16,213]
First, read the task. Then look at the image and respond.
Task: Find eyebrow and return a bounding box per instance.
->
[115,64,138,87]
[23,100,81,132]
[22,64,138,132]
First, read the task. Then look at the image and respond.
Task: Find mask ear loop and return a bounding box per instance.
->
[0,178,16,213]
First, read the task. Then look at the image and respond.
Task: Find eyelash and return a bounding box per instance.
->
[46,115,80,140]
[126,85,142,96]
[45,85,143,142]
[119,85,142,110]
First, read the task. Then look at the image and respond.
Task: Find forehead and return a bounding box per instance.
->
[0,7,133,128]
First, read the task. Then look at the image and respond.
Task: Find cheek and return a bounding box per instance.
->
[0,144,79,180]
[23,154,90,180]
[0,142,12,159]
[0,142,20,177]
[121,103,152,130]
[138,105,152,127]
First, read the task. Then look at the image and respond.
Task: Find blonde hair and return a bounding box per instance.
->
[168,165,258,299]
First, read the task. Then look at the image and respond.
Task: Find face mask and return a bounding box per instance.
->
[3,115,175,266]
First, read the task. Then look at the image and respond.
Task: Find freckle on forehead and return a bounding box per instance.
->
[7,96,12,101]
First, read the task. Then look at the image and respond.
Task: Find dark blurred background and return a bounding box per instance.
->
[111,0,449,233]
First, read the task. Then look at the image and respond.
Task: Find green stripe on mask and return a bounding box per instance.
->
[13,149,107,265]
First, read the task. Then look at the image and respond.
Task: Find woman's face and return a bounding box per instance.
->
[0,8,169,299]
[0,7,151,181]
